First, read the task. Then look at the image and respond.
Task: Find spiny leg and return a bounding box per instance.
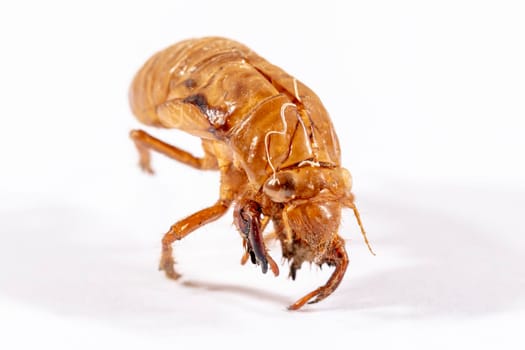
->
[235,201,279,277]
[240,215,271,263]
[130,129,218,173]
[159,199,230,279]
[288,236,348,310]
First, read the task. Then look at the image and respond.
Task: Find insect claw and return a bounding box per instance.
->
[260,260,268,274]
[243,240,279,276]
[267,254,280,277]
[159,261,181,280]
[289,267,297,280]
[240,250,249,265]
[142,165,155,175]
[235,200,278,276]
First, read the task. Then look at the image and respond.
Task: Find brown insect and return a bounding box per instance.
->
[129,37,374,310]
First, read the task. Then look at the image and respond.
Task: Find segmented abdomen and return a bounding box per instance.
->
[129,37,341,186]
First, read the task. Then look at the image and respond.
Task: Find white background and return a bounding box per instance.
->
[1,0,524,349]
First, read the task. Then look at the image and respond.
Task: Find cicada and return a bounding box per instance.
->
[129,37,374,310]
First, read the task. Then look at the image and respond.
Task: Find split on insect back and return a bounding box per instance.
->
[129,36,374,310]
[265,102,299,185]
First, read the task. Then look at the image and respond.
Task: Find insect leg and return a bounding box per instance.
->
[130,129,218,173]
[240,216,271,264]
[159,199,231,279]
[235,200,279,277]
[288,236,348,310]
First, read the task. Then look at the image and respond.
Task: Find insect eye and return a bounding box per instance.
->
[263,173,296,203]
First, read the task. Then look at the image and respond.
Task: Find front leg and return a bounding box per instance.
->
[288,235,348,310]
[234,200,279,276]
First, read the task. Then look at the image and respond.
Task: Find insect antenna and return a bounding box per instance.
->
[352,204,376,256]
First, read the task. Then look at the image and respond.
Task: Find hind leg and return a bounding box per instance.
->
[130,129,218,173]
[288,236,348,310]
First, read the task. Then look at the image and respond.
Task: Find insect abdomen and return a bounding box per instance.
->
[130,37,341,186]
[129,38,278,130]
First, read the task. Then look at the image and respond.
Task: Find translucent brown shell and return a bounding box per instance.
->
[129,37,373,310]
